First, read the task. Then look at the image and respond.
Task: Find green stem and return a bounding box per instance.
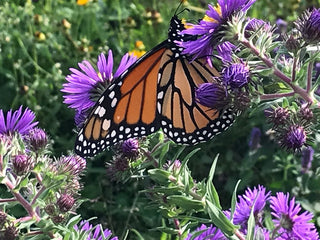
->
[234,229,246,240]
[240,39,314,103]
[168,175,203,201]
[3,177,41,222]
[306,61,314,92]
[260,92,295,101]
[291,57,297,82]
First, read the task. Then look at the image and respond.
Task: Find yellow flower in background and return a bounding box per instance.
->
[129,40,146,58]
[77,0,90,6]
[135,40,145,50]
[129,49,146,58]
[34,31,46,41]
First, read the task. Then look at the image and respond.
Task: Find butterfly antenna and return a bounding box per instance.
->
[174,1,190,16]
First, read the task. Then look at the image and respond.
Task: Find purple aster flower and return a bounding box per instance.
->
[121,138,139,159]
[233,185,271,230]
[196,82,229,110]
[216,41,238,63]
[281,125,307,151]
[248,127,261,150]
[270,192,319,240]
[62,50,137,122]
[25,127,48,151]
[301,146,314,173]
[185,224,226,240]
[74,220,118,240]
[296,8,320,44]
[222,63,250,89]
[0,106,38,136]
[178,0,256,61]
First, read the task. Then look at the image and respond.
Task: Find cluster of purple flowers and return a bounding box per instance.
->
[186,185,319,240]
[0,106,89,231]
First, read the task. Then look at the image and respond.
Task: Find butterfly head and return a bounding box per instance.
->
[168,15,197,49]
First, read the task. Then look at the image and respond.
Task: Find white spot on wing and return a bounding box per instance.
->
[109,91,115,99]
[111,98,117,108]
[98,107,106,117]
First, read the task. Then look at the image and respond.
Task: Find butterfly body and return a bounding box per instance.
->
[75,15,235,157]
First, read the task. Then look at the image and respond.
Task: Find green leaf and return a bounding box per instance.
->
[205,200,238,237]
[143,186,181,194]
[180,148,201,174]
[129,228,144,240]
[153,226,179,234]
[167,195,203,211]
[173,146,186,162]
[14,175,29,191]
[230,180,241,221]
[205,155,221,209]
[246,204,255,240]
[282,98,289,108]
[148,169,170,184]
[158,141,171,167]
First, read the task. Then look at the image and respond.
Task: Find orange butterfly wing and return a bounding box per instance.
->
[157,51,235,144]
[75,45,167,157]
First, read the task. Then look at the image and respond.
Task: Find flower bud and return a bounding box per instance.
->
[264,107,290,126]
[121,139,139,159]
[58,155,86,176]
[0,211,7,229]
[296,8,320,44]
[233,91,251,112]
[34,31,46,41]
[4,226,18,240]
[44,204,56,216]
[285,34,300,53]
[51,215,65,224]
[281,125,306,151]
[222,63,250,89]
[298,106,313,122]
[114,157,129,172]
[12,154,33,175]
[57,194,75,212]
[26,127,48,152]
[196,83,229,110]
[61,19,71,29]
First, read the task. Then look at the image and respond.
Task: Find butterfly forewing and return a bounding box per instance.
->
[74,46,167,157]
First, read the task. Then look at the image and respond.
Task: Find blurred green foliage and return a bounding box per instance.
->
[1,0,320,239]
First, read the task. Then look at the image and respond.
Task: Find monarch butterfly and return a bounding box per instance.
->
[75,15,235,157]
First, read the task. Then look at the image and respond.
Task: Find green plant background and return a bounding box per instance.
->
[0,0,320,239]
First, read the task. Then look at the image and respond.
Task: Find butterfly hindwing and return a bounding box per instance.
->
[157,54,236,144]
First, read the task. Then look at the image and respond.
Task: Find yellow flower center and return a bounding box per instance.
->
[181,18,193,29]
[202,4,222,23]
